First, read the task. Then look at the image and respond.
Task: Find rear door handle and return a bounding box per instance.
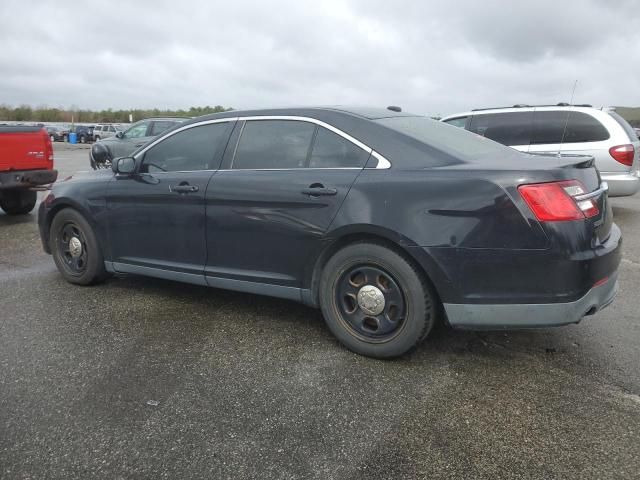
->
[301,187,338,196]
[170,184,199,193]
[135,143,145,148]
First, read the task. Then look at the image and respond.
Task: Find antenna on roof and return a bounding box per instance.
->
[558,80,578,157]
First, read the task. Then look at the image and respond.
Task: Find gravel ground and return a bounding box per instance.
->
[1,143,639,479]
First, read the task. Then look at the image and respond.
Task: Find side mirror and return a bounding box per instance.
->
[115,131,124,139]
[112,157,136,175]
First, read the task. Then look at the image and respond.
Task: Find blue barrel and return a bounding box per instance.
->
[68,132,77,144]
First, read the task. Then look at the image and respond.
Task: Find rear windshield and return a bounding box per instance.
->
[608,111,639,142]
[376,116,514,160]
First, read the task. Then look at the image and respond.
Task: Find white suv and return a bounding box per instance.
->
[442,105,640,197]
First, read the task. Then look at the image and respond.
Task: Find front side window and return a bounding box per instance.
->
[531,111,610,144]
[108,125,116,132]
[123,121,149,139]
[150,120,176,136]
[468,112,533,146]
[309,127,369,168]
[232,120,316,169]
[443,116,468,129]
[141,123,230,173]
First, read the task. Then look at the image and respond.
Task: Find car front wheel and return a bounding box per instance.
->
[319,242,437,358]
[50,208,107,285]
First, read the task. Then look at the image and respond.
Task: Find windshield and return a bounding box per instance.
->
[376,116,515,161]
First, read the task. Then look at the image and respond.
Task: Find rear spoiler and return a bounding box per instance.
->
[528,152,595,169]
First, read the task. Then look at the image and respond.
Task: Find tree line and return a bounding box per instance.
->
[0,105,232,123]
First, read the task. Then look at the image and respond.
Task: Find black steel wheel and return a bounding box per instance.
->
[335,265,407,341]
[57,222,89,275]
[320,242,437,358]
[50,208,107,285]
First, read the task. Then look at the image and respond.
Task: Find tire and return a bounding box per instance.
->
[49,208,107,285]
[80,135,86,144]
[94,136,100,142]
[0,189,37,215]
[63,134,68,142]
[319,242,437,358]
[50,134,55,142]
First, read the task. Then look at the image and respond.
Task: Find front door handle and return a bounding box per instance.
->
[135,143,145,147]
[170,184,199,194]
[301,185,338,197]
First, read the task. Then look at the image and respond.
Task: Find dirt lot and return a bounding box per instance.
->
[1,143,639,479]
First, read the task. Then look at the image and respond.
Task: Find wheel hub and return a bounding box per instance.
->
[69,236,83,258]
[357,285,385,316]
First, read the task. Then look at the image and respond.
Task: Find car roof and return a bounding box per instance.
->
[442,105,609,120]
[182,106,419,126]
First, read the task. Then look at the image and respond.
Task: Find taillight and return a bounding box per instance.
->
[41,128,54,163]
[518,180,599,222]
[609,144,634,166]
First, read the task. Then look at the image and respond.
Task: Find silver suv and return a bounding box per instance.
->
[442,105,640,197]
[93,124,122,141]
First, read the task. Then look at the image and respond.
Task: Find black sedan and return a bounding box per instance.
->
[38,107,621,358]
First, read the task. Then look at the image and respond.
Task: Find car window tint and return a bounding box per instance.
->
[608,111,639,142]
[150,121,176,136]
[376,116,517,160]
[468,112,533,146]
[309,127,369,168]
[232,120,316,169]
[531,111,609,144]
[443,117,468,128]
[108,125,116,132]
[124,122,149,138]
[141,123,230,173]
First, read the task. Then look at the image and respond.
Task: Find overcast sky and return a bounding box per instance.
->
[1,0,639,116]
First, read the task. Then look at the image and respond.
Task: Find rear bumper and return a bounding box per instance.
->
[444,271,618,329]
[600,171,639,197]
[0,169,58,190]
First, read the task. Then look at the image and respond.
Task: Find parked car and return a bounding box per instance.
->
[0,126,58,214]
[45,126,66,142]
[90,118,187,169]
[39,107,621,358]
[441,104,640,197]
[634,127,640,138]
[70,125,94,144]
[93,124,122,141]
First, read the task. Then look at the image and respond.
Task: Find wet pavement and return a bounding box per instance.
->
[1,143,639,479]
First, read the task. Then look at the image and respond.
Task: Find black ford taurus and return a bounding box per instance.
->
[38,107,622,358]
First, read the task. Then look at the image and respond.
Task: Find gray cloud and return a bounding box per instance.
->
[1,0,639,117]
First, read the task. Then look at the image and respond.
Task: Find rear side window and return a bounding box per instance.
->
[531,111,609,144]
[608,111,639,142]
[232,120,316,169]
[376,116,517,160]
[443,116,468,128]
[309,127,369,168]
[468,112,533,146]
[141,123,231,173]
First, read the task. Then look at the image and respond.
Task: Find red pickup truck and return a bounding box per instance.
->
[0,126,58,215]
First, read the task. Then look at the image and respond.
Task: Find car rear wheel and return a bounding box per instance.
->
[0,190,37,215]
[50,208,107,285]
[80,135,86,144]
[94,136,100,142]
[319,242,437,358]
[50,134,55,142]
